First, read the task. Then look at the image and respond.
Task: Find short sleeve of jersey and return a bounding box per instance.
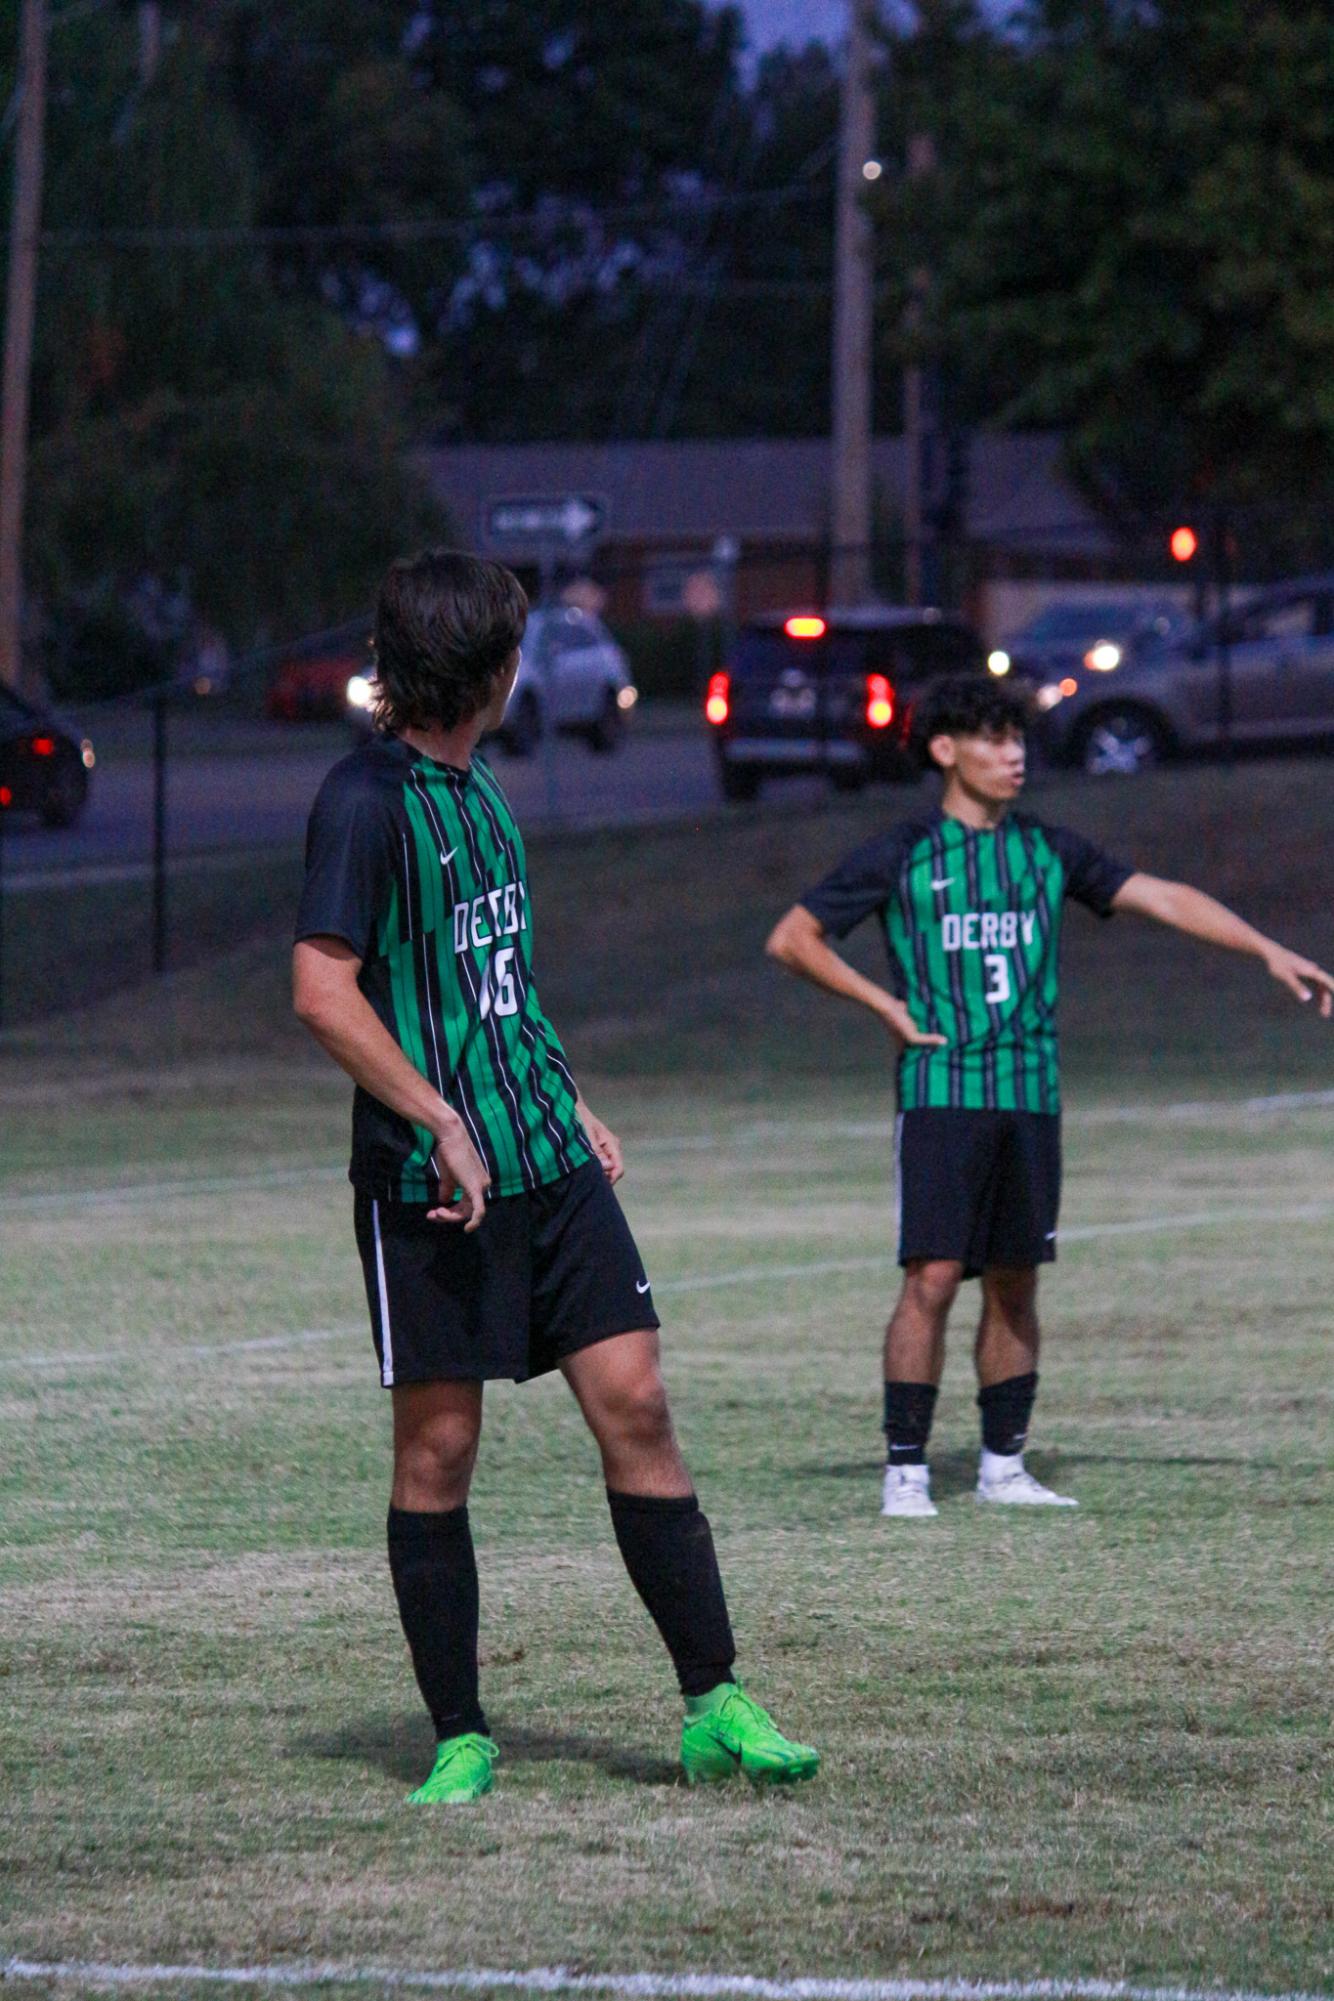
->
[799,826,917,940]
[294,763,397,960]
[1046,823,1134,918]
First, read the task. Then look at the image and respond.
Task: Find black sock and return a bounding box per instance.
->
[386,1505,489,1742]
[978,1371,1039,1457]
[884,1380,938,1465]
[606,1490,737,1699]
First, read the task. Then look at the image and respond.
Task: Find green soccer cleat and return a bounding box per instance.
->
[680,1681,820,1787]
[406,1732,499,1805]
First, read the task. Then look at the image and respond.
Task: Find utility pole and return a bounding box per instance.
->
[829,0,877,608]
[138,2,163,87]
[0,0,47,691]
[902,131,937,608]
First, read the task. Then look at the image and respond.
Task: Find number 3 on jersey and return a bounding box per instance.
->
[983,952,1012,1005]
[479,944,519,1019]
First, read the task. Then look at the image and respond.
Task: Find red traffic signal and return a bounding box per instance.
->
[1170,525,1199,564]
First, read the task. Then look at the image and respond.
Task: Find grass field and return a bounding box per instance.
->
[2,761,1332,1999]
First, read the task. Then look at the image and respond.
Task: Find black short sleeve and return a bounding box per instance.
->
[799,826,918,940]
[294,764,398,960]
[1047,823,1134,918]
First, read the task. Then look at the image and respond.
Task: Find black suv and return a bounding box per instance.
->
[0,684,95,827]
[705,608,987,802]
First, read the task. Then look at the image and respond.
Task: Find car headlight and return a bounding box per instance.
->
[616,685,638,711]
[1084,642,1121,672]
[346,674,375,711]
[1035,679,1079,712]
[81,739,96,769]
[987,650,1011,676]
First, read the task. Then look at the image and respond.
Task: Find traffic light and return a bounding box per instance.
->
[1170,525,1199,564]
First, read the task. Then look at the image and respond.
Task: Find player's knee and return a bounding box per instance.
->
[395,1416,479,1506]
[983,1265,1037,1314]
[604,1369,674,1451]
[905,1260,963,1315]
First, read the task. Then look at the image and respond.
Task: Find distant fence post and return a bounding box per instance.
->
[0,793,6,1031]
[1213,507,1234,765]
[151,689,168,973]
[536,546,561,828]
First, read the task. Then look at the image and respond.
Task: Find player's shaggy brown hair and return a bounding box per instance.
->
[373,549,528,734]
[914,674,1029,769]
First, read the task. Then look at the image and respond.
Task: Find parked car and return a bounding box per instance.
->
[493,606,637,756]
[0,684,96,828]
[992,597,1188,687]
[705,607,987,802]
[1032,576,1334,775]
[266,647,369,723]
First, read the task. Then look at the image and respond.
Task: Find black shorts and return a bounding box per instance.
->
[895,1109,1061,1279]
[353,1159,660,1388]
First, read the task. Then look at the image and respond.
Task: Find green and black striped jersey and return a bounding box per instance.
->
[801,809,1133,1114]
[296,735,590,1201]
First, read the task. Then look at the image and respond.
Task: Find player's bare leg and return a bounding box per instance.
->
[392,1379,483,1510]
[975,1265,1039,1387]
[880,1258,961,1517]
[561,1326,692,1496]
[974,1267,1074,1506]
[563,1328,818,1785]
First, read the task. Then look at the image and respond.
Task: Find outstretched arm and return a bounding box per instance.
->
[766,904,947,1047]
[1111,873,1334,1016]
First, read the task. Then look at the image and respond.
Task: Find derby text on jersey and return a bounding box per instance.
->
[801,810,1131,1113]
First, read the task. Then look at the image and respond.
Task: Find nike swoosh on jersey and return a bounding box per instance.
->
[635,1279,652,1294]
[440,847,458,866]
[931,876,954,890]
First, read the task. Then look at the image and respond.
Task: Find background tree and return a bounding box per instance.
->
[3,2,446,694]
[885,0,1334,566]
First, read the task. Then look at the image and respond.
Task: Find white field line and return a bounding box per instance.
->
[19,1326,356,1373]
[0,1165,348,1216]
[5,1088,1334,1221]
[8,1197,1334,1377]
[0,1963,1328,2001]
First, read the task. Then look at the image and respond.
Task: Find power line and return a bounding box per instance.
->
[39,181,832,252]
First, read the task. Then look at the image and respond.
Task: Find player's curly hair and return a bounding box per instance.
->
[373,549,528,734]
[914,674,1029,769]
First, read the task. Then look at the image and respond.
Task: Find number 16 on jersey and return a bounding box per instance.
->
[479,946,519,1019]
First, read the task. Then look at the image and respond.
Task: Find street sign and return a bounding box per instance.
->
[484,494,607,547]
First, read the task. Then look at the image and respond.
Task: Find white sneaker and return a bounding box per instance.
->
[976,1454,1077,1507]
[881,1464,938,1518]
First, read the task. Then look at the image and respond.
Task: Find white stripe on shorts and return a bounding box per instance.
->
[372,1198,395,1387]
[892,1112,904,1261]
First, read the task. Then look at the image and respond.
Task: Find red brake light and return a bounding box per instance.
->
[705,671,730,726]
[866,673,894,729]
[30,735,56,756]
[784,615,826,640]
[0,786,11,807]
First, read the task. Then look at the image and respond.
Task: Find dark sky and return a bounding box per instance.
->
[732,2,1006,51]
[735,0,846,49]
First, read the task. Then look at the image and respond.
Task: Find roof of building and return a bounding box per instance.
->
[421,433,1115,558]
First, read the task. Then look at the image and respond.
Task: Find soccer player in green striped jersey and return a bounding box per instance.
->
[294,550,817,1802]
[768,675,1333,1519]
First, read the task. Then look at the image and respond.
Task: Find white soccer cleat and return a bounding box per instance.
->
[881,1464,938,1518]
[976,1457,1077,1507]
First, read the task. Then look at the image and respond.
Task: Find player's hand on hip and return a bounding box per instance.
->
[1264,945,1334,1017]
[881,1000,948,1049]
[578,1102,624,1184]
[427,1118,491,1231]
